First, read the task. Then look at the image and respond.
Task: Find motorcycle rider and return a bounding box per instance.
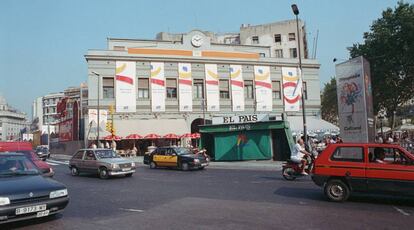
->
[290,138,311,175]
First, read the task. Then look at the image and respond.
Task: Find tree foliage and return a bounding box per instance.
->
[348,2,414,127]
[321,77,338,125]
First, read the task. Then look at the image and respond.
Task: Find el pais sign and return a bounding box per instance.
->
[212,114,270,125]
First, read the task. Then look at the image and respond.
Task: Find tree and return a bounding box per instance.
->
[349,2,414,128]
[321,77,338,125]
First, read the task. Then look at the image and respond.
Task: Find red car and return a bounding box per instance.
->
[0,141,54,177]
[312,143,414,202]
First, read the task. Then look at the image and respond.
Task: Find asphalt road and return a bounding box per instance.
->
[3,161,414,230]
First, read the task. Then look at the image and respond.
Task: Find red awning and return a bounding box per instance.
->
[180,133,192,138]
[144,133,161,139]
[163,133,179,139]
[125,134,143,140]
[102,135,122,141]
[191,133,201,139]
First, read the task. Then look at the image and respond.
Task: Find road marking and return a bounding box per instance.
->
[46,159,69,165]
[393,206,410,216]
[119,208,144,213]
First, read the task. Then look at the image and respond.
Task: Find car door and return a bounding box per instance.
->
[328,145,367,192]
[71,150,84,169]
[366,146,414,195]
[152,148,166,166]
[82,150,98,173]
[164,148,178,167]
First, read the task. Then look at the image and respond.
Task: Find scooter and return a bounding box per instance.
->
[282,153,315,181]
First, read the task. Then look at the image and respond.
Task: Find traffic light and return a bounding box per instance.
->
[105,121,113,132]
[109,105,114,115]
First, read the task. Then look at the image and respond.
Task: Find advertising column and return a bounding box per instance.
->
[205,64,219,111]
[178,63,193,112]
[254,66,272,111]
[115,61,137,113]
[281,67,302,112]
[230,65,244,111]
[150,62,166,112]
[335,56,374,142]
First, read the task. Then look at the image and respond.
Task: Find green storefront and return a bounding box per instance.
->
[199,120,294,161]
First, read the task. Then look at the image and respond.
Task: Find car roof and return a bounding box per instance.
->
[0,141,33,152]
[78,148,112,151]
[328,143,404,147]
[0,152,25,157]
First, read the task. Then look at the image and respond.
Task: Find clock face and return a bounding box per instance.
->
[191,35,203,47]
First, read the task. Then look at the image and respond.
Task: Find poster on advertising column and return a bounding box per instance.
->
[254,66,272,111]
[115,61,136,113]
[178,63,192,112]
[205,64,219,111]
[150,62,166,112]
[335,56,374,143]
[281,67,302,112]
[230,65,244,111]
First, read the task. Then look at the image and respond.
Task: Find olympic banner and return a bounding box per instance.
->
[205,64,219,111]
[254,66,272,111]
[230,65,244,111]
[282,67,302,112]
[150,62,165,112]
[178,63,192,112]
[115,61,136,113]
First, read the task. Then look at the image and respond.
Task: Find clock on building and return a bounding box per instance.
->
[191,35,203,47]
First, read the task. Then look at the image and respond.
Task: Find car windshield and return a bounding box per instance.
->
[95,150,119,159]
[175,147,193,155]
[0,155,40,177]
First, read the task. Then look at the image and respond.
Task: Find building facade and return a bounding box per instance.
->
[85,29,322,141]
[0,96,29,141]
[32,92,64,134]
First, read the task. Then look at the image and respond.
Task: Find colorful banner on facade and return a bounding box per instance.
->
[205,64,219,111]
[282,67,302,112]
[254,66,272,111]
[150,62,165,112]
[335,56,374,143]
[178,63,192,112]
[115,61,136,113]
[59,119,73,142]
[230,65,244,111]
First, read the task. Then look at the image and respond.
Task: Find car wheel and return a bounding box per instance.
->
[181,162,189,171]
[149,162,157,169]
[99,167,109,179]
[199,166,205,170]
[71,167,79,176]
[324,179,350,202]
[125,173,133,177]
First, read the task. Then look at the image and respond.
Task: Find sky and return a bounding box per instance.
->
[0,0,410,117]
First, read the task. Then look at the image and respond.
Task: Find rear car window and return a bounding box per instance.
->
[331,147,364,162]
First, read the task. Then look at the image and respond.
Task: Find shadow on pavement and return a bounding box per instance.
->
[1,213,63,229]
[274,187,325,201]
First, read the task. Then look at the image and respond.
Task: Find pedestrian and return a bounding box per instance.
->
[91,142,97,149]
[105,141,110,149]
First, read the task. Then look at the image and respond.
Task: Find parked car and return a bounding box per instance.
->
[69,148,136,179]
[143,146,209,171]
[312,143,414,202]
[0,152,69,224]
[35,145,50,160]
[0,142,54,177]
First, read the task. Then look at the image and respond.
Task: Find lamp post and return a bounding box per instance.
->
[291,4,308,147]
[92,71,100,145]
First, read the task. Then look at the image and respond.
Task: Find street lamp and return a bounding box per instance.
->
[92,71,100,145]
[291,4,308,148]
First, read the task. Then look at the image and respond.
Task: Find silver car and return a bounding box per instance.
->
[69,148,136,179]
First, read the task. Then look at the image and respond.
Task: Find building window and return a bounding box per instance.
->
[272,81,281,99]
[289,48,297,58]
[244,80,254,99]
[274,34,281,43]
[193,79,204,99]
[252,36,259,44]
[303,81,308,100]
[275,49,283,58]
[103,78,114,99]
[219,80,230,99]
[289,33,296,41]
[138,78,149,98]
[259,53,266,58]
[166,78,177,99]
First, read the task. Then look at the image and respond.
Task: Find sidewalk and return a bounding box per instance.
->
[51,154,283,171]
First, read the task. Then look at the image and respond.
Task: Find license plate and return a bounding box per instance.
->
[122,168,131,171]
[201,163,208,166]
[36,210,50,218]
[16,204,47,215]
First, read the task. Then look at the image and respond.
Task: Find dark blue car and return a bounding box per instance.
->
[0,153,69,224]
